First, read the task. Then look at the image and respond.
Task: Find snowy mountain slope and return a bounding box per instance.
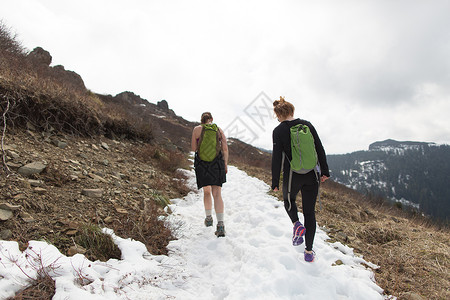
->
[327,140,450,222]
[0,166,386,299]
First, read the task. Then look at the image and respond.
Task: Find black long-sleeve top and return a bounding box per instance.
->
[271,118,330,190]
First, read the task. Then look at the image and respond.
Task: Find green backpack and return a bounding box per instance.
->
[289,124,318,174]
[198,124,221,162]
[285,123,320,210]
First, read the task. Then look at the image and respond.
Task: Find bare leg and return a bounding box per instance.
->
[203,186,212,211]
[211,185,224,214]
[211,185,225,237]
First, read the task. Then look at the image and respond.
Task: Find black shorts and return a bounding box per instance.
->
[194,152,226,189]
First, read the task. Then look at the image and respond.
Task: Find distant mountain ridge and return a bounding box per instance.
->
[327,139,450,222]
[369,139,435,151]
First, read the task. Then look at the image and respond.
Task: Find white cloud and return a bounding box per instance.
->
[2,0,449,154]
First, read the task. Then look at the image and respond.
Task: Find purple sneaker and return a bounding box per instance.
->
[292,221,305,246]
[304,251,315,262]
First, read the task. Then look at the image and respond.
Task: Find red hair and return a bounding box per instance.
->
[273,96,294,119]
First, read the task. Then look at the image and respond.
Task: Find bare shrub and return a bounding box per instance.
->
[12,275,55,300]
[171,170,191,196]
[160,148,190,173]
[1,245,58,300]
[0,21,27,56]
[133,144,189,173]
[112,200,176,255]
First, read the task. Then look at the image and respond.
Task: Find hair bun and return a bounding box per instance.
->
[273,96,285,107]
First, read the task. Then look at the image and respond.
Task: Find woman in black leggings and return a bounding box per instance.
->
[271,97,330,262]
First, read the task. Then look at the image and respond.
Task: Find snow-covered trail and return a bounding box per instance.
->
[159,165,384,299]
[0,165,385,300]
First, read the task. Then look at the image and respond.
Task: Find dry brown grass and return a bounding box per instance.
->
[111,199,176,255]
[11,275,55,300]
[133,143,190,174]
[75,224,122,262]
[0,22,154,143]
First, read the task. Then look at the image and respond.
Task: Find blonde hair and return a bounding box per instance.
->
[201,112,213,124]
[273,96,295,119]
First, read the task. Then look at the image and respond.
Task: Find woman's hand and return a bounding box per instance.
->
[273,187,279,192]
[321,175,329,183]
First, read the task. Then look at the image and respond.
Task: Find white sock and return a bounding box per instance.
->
[216,213,224,223]
[205,209,212,217]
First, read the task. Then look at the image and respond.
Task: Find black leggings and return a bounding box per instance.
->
[282,170,319,251]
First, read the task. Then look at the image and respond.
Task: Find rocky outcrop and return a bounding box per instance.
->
[115,91,147,106]
[27,47,52,66]
[157,100,169,110]
[52,65,86,90]
[26,47,85,90]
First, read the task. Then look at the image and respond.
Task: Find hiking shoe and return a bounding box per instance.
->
[204,216,213,227]
[215,221,225,237]
[292,221,305,246]
[304,251,315,262]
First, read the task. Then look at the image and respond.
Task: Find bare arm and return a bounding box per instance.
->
[219,128,228,172]
[191,126,202,152]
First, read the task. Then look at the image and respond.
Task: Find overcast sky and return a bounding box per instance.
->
[2,0,450,154]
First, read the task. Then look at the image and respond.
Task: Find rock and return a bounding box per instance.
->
[157,99,169,110]
[78,153,89,159]
[52,139,68,149]
[67,244,87,256]
[27,47,52,66]
[52,65,86,90]
[19,211,34,223]
[0,203,21,211]
[115,207,128,214]
[6,150,20,159]
[13,194,27,200]
[6,162,22,170]
[17,161,47,176]
[91,144,99,150]
[0,229,13,239]
[34,187,47,194]
[398,292,425,300]
[81,188,104,198]
[333,260,344,266]
[69,175,79,181]
[28,179,44,187]
[101,142,109,150]
[88,173,107,183]
[69,159,81,165]
[0,209,13,221]
[100,159,109,166]
[2,144,16,151]
[66,229,78,236]
[104,216,114,224]
[336,232,349,242]
[114,172,128,180]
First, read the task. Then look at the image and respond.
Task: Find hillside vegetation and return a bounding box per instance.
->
[1,22,448,299]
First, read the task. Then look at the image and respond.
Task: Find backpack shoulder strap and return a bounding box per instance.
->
[215,125,221,154]
[196,125,206,152]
